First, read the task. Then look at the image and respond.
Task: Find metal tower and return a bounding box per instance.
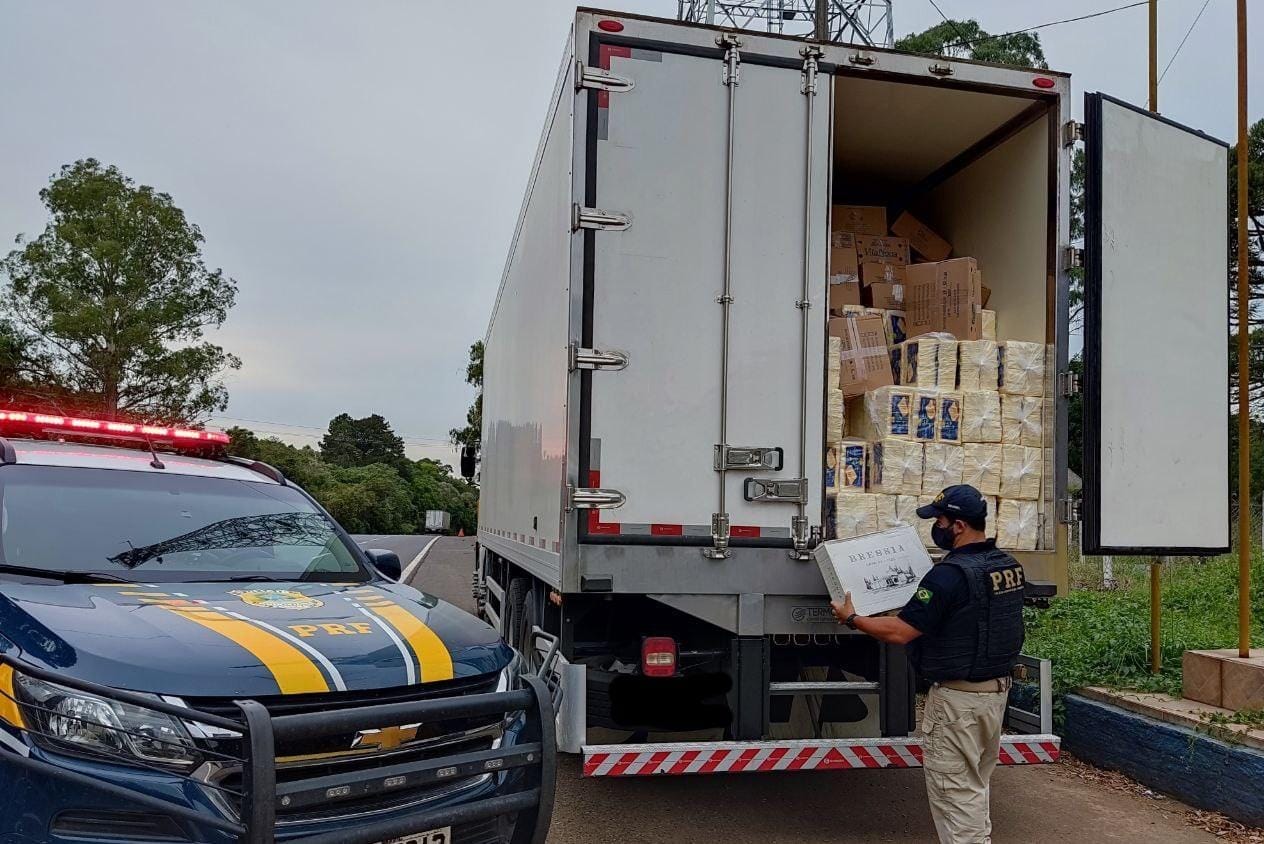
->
[677,1,894,48]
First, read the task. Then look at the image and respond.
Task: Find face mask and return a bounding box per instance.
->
[931,523,956,551]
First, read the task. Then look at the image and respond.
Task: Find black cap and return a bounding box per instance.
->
[916,484,987,522]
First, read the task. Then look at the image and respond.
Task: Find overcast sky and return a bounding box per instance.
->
[2,1,1259,464]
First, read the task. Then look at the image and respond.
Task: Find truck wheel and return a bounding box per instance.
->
[517,591,540,673]
[505,576,529,646]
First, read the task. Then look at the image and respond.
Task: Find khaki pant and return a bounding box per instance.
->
[920,684,1009,844]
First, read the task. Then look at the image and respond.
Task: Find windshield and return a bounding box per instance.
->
[0,465,368,582]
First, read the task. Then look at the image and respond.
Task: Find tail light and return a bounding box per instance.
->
[641,637,677,678]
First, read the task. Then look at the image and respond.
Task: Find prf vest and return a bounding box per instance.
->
[908,541,1026,682]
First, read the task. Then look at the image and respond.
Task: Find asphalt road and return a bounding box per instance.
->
[360,536,1220,843]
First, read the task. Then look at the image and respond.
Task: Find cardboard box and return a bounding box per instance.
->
[829,279,862,312]
[831,231,856,250]
[855,235,910,266]
[860,261,907,287]
[905,258,982,341]
[865,282,905,310]
[829,316,893,396]
[891,211,952,261]
[831,205,888,237]
[813,525,933,614]
[830,246,859,283]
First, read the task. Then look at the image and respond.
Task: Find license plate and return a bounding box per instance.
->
[379,828,451,844]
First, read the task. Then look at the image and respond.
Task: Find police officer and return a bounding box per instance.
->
[831,484,1026,844]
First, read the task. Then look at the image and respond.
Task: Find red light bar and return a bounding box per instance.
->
[0,408,230,447]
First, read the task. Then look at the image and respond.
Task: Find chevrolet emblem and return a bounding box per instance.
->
[352,723,421,752]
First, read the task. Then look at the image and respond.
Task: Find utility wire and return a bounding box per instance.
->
[211,415,454,446]
[924,0,973,50]
[1158,0,1214,84]
[940,2,1150,53]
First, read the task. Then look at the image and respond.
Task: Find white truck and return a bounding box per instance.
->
[475,7,1230,776]
[424,509,453,534]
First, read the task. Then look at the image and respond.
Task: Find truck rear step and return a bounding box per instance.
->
[582,735,1060,776]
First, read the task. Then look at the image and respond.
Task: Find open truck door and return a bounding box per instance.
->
[1080,93,1230,555]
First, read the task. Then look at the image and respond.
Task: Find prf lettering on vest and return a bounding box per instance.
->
[288,622,375,637]
[989,566,1025,594]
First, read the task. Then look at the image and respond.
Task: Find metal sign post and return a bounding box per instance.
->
[1237,0,1252,659]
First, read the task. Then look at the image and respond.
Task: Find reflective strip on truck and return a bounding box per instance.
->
[582,735,1061,776]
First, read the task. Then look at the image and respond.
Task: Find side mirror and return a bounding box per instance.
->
[460,445,477,480]
[365,549,402,582]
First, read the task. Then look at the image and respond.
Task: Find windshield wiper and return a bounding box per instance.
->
[0,564,134,584]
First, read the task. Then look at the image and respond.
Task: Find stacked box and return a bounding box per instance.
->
[1001,395,1042,446]
[999,444,1042,500]
[915,495,937,547]
[869,438,924,496]
[937,392,963,443]
[838,439,868,493]
[913,391,939,442]
[874,494,902,531]
[901,337,939,389]
[962,443,1002,496]
[1041,397,1055,448]
[996,499,1039,551]
[896,494,920,530]
[824,443,840,496]
[864,385,915,440]
[960,391,1002,443]
[835,492,879,539]
[983,494,999,539]
[981,309,997,341]
[999,341,1045,396]
[884,310,908,347]
[957,340,999,392]
[827,387,845,443]
[922,442,964,493]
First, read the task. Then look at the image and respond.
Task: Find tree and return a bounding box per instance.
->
[450,341,483,453]
[320,413,408,470]
[0,159,240,422]
[322,464,419,535]
[895,20,1046,69]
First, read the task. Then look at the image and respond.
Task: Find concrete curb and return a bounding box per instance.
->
[1063,693,1264,827]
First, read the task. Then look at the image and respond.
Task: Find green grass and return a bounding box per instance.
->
[1023,551,1264,699]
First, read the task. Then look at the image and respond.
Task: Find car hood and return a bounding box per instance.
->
[0,580,512,698]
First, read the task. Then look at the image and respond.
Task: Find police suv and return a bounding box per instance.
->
[0,409,554,844]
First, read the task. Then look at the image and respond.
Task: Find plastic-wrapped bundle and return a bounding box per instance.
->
[922,443,964,493]
[826,387,846,443]
[981,309,997,341]
[937,392,963,443]
[935,339,958,390]
[896,494,920,529]
[864,386,915,440]
[835,492,879,539]
[915,495,937,547]
[996,499,1039,550]
[999,445,1042,500]
[874,494,902,531]
[828,336,841,385]
[837,439,868,493]
[999,341,1046,396]
[962,443,1002,496]
[913,391,939,442]
[1040,398,1055,448]
[983,495,998,539]
[900,338,938,389]
[957,340,999,392]
[869,438,924,495]
[1001,395,1042,446]
[884,310,908,347]
[960,391,1002,443]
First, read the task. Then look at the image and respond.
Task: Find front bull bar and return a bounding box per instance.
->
[0,653,556,844]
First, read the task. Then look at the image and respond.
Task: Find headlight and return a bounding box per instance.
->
[496,652,524,693]
[14,674,201,769]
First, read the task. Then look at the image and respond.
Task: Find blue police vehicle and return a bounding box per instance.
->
[0,409,555,844]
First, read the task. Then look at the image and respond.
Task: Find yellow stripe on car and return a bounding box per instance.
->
[163,608,329,694]
[362,602,454,682]
[0,664,25,729]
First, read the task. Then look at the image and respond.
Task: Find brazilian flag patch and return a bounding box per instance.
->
[915,587,933,604]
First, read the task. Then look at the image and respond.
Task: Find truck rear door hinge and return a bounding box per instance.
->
[572,204,630,232]
[1057,497,1081,525]
[1065,246,1085,270]
[567,483,626,513]
[575,61,635,94]
[568,343,628,372]
[1058,370,1080,397]
[743,477,808,504]
[799,45,823,95]
[714,444,783,472]
[718,33,742,86]
[1063,120,1085,147]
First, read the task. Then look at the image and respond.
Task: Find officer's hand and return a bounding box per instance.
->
[831,592,856,624]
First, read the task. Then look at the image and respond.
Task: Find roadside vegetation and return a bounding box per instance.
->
[1024,551,1264,698]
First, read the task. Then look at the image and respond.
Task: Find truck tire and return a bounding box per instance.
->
[505,576,529,647]
[517,590,540,673]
